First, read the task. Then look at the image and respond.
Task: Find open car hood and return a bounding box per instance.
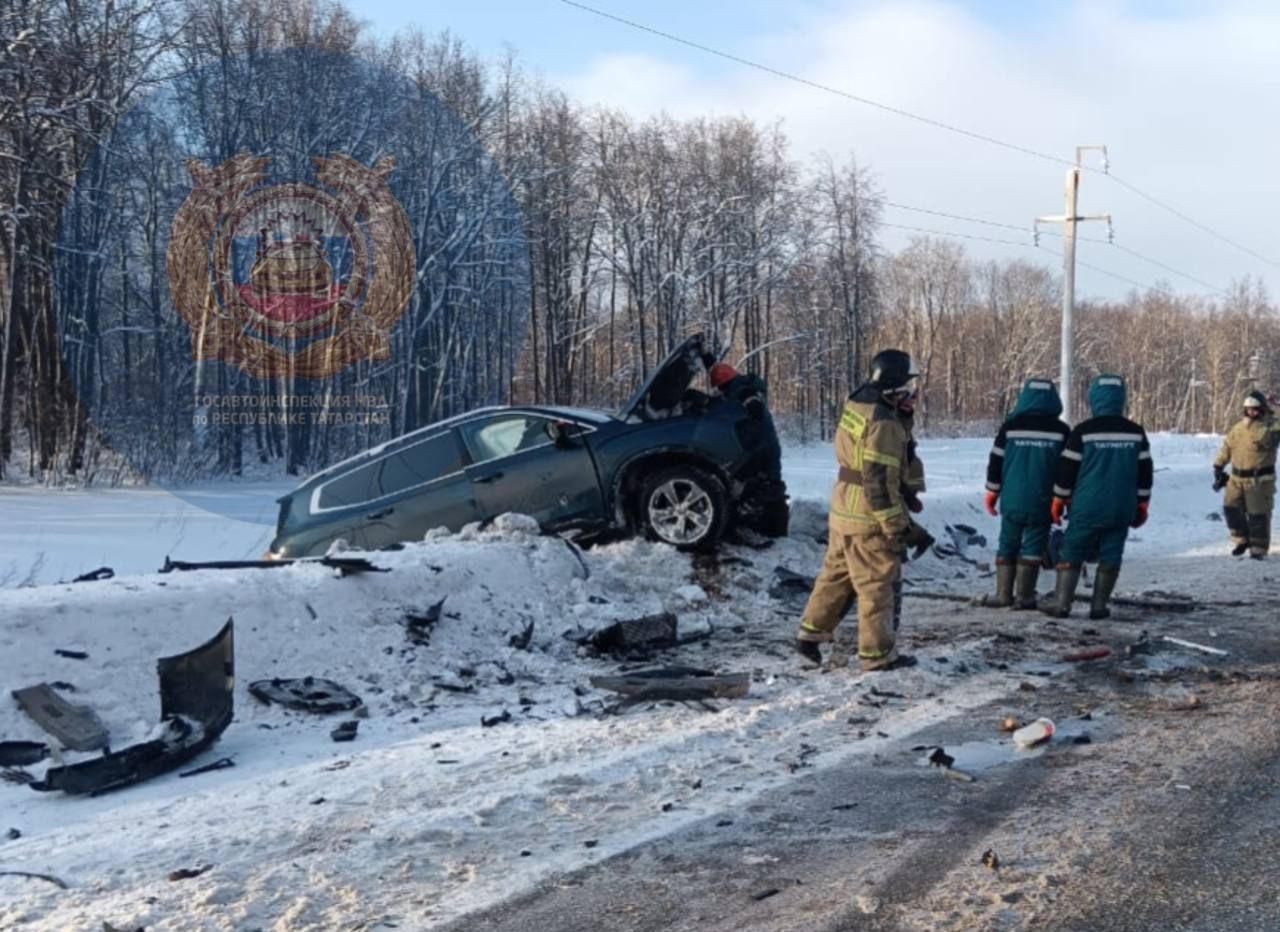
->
[618,334,706,420]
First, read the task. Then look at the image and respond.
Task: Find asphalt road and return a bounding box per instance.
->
[442,603,1280,932]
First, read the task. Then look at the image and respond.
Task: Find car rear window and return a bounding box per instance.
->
[315,460,381,511]
[379,432,464,497]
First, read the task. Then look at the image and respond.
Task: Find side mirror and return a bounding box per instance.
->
[546,420,574,448]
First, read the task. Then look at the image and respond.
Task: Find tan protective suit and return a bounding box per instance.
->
[797,388,910,669]
[1215,412,1280,556]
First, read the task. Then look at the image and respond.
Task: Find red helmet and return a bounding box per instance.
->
[708,363,738,389]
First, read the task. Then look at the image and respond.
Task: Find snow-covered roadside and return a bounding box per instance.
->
[0,509,1007,931]
[0,432,1261,930]
[0,432,1232,589]
[0,482,287,588]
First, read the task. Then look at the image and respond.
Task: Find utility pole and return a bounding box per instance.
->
[1035,146,1112,423]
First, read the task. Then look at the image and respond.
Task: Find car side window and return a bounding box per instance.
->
[462,415,554,464]
[379,432,464,497]
[315,460,381,511]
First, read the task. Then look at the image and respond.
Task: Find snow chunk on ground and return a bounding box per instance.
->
[491,512,541,536]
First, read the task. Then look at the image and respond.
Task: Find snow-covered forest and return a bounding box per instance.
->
[1,0,1275,484]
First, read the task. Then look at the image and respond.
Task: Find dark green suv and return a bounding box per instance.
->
[268,335,788,557]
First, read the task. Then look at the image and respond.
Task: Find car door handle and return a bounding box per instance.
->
[474,472,504,484]
[365,507,394,520]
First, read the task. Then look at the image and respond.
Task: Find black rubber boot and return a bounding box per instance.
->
[1012,561,1041,610]
[794,639,823,665]
[1232,542,1250,557]
[1039,564,1081,619]
[977,561,1015,607]
[1090,564,1120,620]
[862,652,918,673]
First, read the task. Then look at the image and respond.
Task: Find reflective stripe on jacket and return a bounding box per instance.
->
[829,386,910,537]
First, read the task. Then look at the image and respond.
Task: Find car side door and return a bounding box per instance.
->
[459,414,604,529]
[359,429,480,548]
[301,459,387,555]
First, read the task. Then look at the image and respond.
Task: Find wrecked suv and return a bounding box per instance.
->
[269,335,788,556]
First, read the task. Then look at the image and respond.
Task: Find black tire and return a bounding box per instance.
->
[637,465,730,551]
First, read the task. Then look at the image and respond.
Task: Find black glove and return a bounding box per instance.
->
[700,351,716,369]
[902,522,936,561]
[1213,468,1228,492]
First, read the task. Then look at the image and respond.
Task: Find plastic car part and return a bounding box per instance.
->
[11,683,110,751]
[0,741,49,767]
[32,620,234,796]
[248,676,364,713]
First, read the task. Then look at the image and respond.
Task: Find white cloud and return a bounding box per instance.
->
[551,1,1280,299]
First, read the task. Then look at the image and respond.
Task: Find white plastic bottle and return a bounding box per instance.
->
[1012,717,1055,748]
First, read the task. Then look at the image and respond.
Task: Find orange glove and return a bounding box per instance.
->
[1132,501,1149,528]
[984,491,999,517]
[1050,497,1068,526]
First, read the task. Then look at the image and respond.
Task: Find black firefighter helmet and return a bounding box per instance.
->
[869,349,919,392]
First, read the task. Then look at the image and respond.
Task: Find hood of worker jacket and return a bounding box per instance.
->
[1010,378,1063,419]
[1088,374,1127,417]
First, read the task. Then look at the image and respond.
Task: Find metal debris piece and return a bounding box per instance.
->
[0,741,49,767]
[179,757,236,778]
[589,667,750,703]
[927,747,955,769]
[481,710,511,728]
[160,555,389,575]
[166,865,211,882]
[71,566,114,583]
[54,649,88,660]
[1162,635,1228,657]
[12,683,110,751]
[587,613,679,654]
[944,768,977,783]
[1126,631,1152,656]
[751,887,781,901]
[248,677,363,714]
[508,619,535,651]
[0,870,68,889]
[330,721,359,742]
[404,598,446,645]
[1063,647,1111,662]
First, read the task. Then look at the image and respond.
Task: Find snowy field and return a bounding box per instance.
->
[0,433,1253,931]
[0,434,1227,588]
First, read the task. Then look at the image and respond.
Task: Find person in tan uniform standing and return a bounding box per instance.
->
[795,349,921,672]
[1213,390,1280,559]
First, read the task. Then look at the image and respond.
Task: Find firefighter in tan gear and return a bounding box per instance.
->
[1213,389,1280,559]
[795,350,921,672]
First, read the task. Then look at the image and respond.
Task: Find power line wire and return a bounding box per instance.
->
[1105,173,1280,274]
[1106,241,1224,295]
[558,0,1072,167]
[885,202,1224,293]
[879,221,1038,249]
[884,201,1109,244]
[881,222,1157,293]
[559,0,1280,276]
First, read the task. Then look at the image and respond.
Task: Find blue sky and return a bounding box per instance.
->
[347,1,1280,301]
